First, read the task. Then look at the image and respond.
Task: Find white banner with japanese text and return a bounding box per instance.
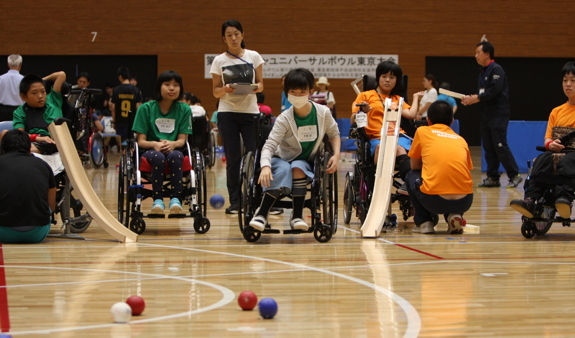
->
[204,54,398,79]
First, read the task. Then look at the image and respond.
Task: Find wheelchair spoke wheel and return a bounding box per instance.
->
[89,132,105,168]
[193,150,207,217]
[117,155,126,224]
[533,207,555,236]
[521,219,536,238]
[343,173,354,224]
[69,196,91,233]
[314,223,333,243]
[321,156,338,234]
[208,130,217,168]
[129,218,146,235]
[238,152,255,231]
[194,217,211,234]
[242,226,261,242]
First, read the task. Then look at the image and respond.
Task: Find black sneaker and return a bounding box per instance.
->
[509,198,535,218]
[225,203,239,214]
[269,207,284,215]
[478,177,501,188]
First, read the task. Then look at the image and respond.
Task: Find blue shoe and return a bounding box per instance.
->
[169,198,184,215]
[151,199,165,214]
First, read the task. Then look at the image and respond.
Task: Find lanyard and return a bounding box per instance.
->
[226,51,254,69]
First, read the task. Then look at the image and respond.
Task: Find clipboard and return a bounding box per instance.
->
[230,83,258,94]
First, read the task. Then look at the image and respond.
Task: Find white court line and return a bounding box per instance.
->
[137,242,422,338]
[3,265,235,335]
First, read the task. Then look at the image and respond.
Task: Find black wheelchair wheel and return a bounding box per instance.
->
[89,132,105,168]
[314,222,333,243]
[194,217,211,234]
[321,156,337,234]
[193,150,208,217]
[343,173,354,224]
[117,155,126,224]
[242,225,261,242]
[238,152,255,232]
[129,217,146,235]
[533,207,555,236]
[521,218,536,238]
[207,130,217,169]
[69,198,91,233]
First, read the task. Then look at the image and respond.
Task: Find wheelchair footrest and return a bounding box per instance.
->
[168,214,187,219]
[283,229,312,234]
[261,229,281,234]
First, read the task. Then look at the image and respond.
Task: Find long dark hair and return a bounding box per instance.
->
[221,20,245,49]
[424,74,438,90]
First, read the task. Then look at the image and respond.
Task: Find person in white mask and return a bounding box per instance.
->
[248,68,340,232]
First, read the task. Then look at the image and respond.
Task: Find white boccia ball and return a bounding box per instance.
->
[110,302,132,323]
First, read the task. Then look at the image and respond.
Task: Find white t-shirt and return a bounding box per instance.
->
[419,88,438,118]
[190,105,207,117]
[209,49,265,114]
[312,91,336,105]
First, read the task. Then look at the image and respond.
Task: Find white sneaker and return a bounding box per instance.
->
[249,215,266,231]
[290,218,309,231]
[447,214,466,234]
[412,224,421,233]
[420,221,435,234]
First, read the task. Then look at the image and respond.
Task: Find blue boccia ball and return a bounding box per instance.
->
[209,194,225,209]
[258,298,278,319]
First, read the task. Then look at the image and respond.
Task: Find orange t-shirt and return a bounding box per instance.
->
[545,102,575,139]
[408,124,473,195]
[351,90,410,140]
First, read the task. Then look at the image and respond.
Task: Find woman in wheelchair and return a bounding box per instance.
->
[131,70,192,215]
[248,68,340,231]
[350,61,422,184]
[510,61,575,220]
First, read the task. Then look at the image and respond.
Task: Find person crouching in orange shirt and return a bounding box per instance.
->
[406,100,474,235]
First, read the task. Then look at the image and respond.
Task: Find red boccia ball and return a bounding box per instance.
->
[238,291,258,310]
[126,295,146,316]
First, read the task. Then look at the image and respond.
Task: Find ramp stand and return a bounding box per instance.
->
[360,98,404,237]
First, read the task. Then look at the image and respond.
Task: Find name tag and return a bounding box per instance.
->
[356,112,367,128]
[479,88,485,95]
[298,125,317,142]
[155,118,176,134]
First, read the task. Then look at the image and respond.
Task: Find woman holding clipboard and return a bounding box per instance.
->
[210,19,265,214]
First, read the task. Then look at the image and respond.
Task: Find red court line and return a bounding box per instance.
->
[0,244,10,332]
[394,243,444,259]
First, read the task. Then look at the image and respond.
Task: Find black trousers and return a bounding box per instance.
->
[217,112,257,205]
[406,170,473,226]
[526,151,575,201]
[480,114,519,179]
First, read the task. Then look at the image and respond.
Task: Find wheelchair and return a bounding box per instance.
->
[237,114,338,243]
[189,115,216,169]
[343,75,414,231]
[517,131,575,238]
[68,87,108,168]
[117,137,210,235]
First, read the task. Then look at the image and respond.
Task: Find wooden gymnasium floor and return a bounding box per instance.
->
[2,147,575,337]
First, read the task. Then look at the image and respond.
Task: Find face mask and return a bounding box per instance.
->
[288,94,309,109]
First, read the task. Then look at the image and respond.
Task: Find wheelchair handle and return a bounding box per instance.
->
[70,88,103,95]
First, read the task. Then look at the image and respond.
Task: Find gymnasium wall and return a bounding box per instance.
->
[1,0,574,145]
